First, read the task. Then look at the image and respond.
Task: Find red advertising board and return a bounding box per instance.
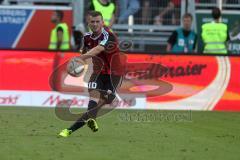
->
[0,50,239,111]
[0,6,72,49]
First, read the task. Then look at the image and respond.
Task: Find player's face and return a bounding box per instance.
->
[88,16,104,34]
[51,11,58,23]
[183,17,192,31]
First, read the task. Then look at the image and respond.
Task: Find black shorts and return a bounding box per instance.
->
[88,74,122,95]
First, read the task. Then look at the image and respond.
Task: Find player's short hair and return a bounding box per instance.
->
[212,7,221,19]
[55,10,64,21]
[87,11,103,19]
[183,13,193,20]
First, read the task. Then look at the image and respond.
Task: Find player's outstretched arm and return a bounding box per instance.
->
[80,45,105,60]
[67,45,105,76]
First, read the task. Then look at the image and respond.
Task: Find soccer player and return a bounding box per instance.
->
[58,11,122,137]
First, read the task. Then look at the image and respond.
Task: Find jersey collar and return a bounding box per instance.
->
[90,28,105,40]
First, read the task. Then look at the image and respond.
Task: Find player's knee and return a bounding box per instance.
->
[105,94,116,104]
[89,90,101,103]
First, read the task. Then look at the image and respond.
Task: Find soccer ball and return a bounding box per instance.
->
[67,57,85,77]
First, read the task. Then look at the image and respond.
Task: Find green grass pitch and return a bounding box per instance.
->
[0,107,240,160]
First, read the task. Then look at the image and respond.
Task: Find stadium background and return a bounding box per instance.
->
[0,0,239,111]
[0,1,239,160]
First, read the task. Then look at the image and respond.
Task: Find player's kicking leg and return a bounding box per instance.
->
[58,90,110,137]
[58,98,111,137]
[58,74,120,138]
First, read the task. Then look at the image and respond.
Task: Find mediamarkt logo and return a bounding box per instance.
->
[42,95,89,107]
[0,95,19,105]
[42,95,136,108]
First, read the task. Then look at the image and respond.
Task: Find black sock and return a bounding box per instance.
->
[68,100,98,132]
[68,115,87,132]
[87,100,98,119]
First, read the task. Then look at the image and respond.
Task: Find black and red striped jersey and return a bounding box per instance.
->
[83,27,120,75]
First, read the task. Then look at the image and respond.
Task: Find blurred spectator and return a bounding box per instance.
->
[154,0,181,25]
[167,13,197,53]
[201,7,229,54]
[118,0,140,24]
[89,0,116,28]
[140,0,160,24]
[49,10,70,50]
[141,0,151,24]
